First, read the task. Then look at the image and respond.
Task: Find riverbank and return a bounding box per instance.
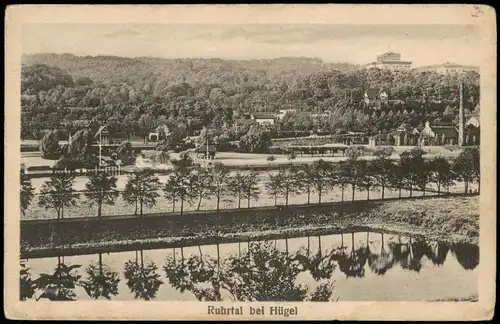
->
[21,194,478,259]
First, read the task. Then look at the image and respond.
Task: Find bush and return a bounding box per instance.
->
[116,142,136,166]
[40,130,62,160]
[267,155,276,162]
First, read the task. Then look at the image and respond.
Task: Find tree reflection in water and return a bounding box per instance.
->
[451,243,479,270]
[292,236,338,281]
[20,233,479,301]
[164,241,337,302]
[20,260,35,300]
[368,233,396,276]
[425,241,450,266]
[337,233,367,278]
[32,256,82,301]
[388,236,424,273]
[124,249,164,300]
[81,253,120,300]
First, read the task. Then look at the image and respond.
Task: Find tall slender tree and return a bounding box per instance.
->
[371,147,394,199]
[84,172,119,218]
[297,164,315,204]
[336,161,349,202]
[242,171,261,208]
[191,167,215,211]
[343,154,363,202]
[453,147,480,194]
[122,168,161,217]
[38,173,79,220]
[399,147,426,197]
[429,157,454,194]
[310,159,332,204]
[277,165,301,206]
[20,165,35,216]
[211,164,231,211]
[228,172,247,209]
[163,174,180,213]
[359,160,376,200]
[164,168,195,215]
[391,158,406,198]
[265,172,283,206]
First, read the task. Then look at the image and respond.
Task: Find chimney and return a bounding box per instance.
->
[458,82,465,146]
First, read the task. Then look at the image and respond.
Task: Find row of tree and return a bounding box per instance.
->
[21,147,480,219]
[20,236,479,301]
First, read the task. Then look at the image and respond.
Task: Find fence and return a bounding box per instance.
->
[51,165,123,176]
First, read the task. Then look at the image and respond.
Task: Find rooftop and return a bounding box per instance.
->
[413,62,480,71]
[252,113,277,120]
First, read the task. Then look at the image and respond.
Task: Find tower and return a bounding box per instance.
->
[458,82,465,146]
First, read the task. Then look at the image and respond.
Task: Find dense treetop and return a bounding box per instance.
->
[21,54,480,140]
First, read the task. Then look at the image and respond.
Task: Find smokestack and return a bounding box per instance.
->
[458,81,464,146]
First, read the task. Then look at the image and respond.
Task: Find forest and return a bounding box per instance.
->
[21,54,480,142]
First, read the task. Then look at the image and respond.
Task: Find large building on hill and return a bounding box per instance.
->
[413,62,479,75]
[364,52,412,71]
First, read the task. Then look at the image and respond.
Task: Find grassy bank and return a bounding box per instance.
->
[21,195,479,258]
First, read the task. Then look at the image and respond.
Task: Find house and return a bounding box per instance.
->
[387,123,420,146]
[235,119,257,126]
[93,125,111,145]
[369,123,423,147]
[337,131,369,145]
[464,116,480,145]
[420,121,459,145]
[251,113,276,126]
[148,124,171,142]
[413,62,480,75]
[277,109,297,120]
[364,88,389,105]
[234,119,257,133]
[365,52,412,71]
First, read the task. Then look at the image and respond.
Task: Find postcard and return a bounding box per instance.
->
[4,4,496,320]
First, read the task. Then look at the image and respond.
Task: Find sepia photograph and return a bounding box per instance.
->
[5,4,496,321]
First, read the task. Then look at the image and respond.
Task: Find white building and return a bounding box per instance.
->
[365,52,412,71]
[364,88,389,105]
[251,113,276,126]
[413,62,479,75]
[277,109,297,120]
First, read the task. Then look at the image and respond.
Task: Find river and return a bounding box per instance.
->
[21,231,478,302]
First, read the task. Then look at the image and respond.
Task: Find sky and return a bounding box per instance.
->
[22,23,482,67]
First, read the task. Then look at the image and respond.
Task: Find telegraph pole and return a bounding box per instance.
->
[458,81,465,146]
[99,130,102,167]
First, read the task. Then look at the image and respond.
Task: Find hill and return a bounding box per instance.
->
[22,53,360,89]
[20,53,480,145]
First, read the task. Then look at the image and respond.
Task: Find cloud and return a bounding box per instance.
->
[21,23,482,66]
[103,28,141,38]
[214,24,481,45]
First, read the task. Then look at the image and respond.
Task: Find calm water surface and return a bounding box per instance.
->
[21,232,478,301]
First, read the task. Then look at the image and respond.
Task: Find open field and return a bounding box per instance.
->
[21,145,463,170]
